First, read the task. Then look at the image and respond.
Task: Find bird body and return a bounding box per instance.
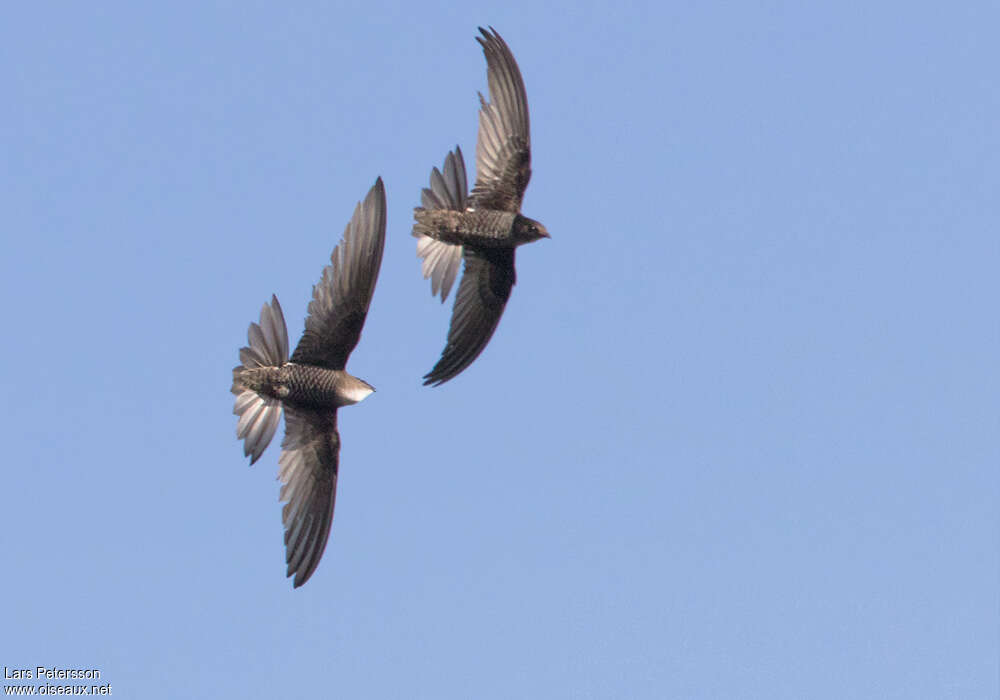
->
[413,28,548,386]
[414,208,545,249]
[233,364,374,409]
[232,177,386,587]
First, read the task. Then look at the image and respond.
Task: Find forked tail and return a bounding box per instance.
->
[413,146,467,302]
[232,295,289,464]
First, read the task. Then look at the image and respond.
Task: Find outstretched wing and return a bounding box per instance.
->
[423,247,516,386]
[469,27,532,214]
[414,146,468,302]
[278,406,340,588]
[291,178,387,369]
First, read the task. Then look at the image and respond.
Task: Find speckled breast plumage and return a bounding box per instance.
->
[413,208,517,247]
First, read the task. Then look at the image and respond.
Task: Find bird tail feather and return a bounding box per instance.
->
[232,295,289,463]
[413,147,467,301]
[418,145,468,211]
[233,390,282,464]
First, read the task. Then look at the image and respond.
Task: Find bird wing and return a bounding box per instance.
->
[469,27,532,214]
[414,146,468,302]
[290,178,386,370]
[278,406,340,587]
[423,247,516,386]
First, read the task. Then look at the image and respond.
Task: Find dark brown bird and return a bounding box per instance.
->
[232,178,386,587]
[413,27,549,386]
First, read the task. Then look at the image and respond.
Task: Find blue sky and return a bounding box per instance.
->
[2,1,997,697]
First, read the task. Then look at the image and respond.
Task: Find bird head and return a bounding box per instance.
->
[340,375,376,406]
[515,216,550,245]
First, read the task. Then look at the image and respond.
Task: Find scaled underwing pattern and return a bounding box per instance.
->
[232,178,386,588]
[413,27,549,386]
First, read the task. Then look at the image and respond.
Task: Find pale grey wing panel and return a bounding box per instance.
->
[291,178,387,370]
[278,407,340,588]
[470,27,532,213]
[423,247,515,386]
